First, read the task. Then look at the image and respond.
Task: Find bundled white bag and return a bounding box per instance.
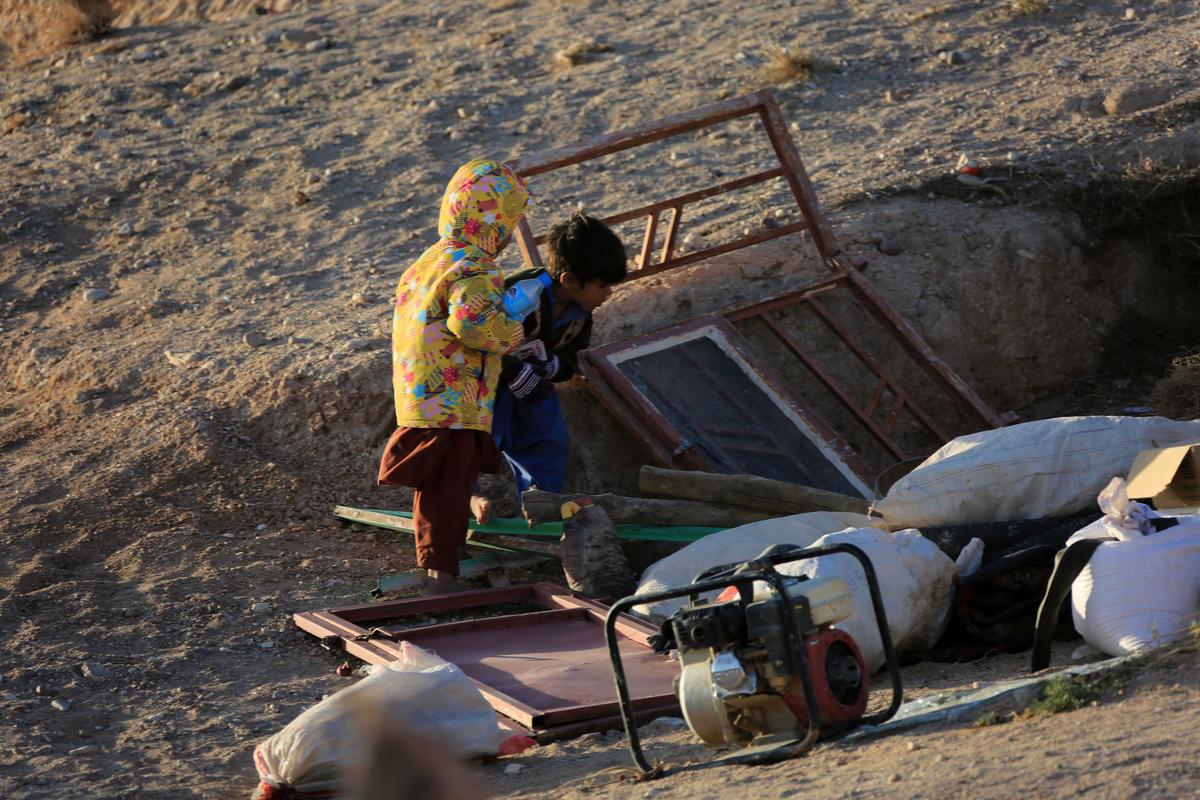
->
[632,511,873,620]
[876,415,1200,529]
[635,519,963,673]
[775,527,960,671]
[253,643,517,799]
[1066,479,1200,656]
[1068,476,1161,542]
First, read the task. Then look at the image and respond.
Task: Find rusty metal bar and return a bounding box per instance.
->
[509,90,772,176]
[658,206,683,269]
[842,266,1004,429]
[759,313,907,461]
[330,585,535,623]
[805,295,949,442]
[515,216,545,267]
[633,221,808,278]
[864,375,889,419]
[756,93,839,260]
[534,692,681,728]
[703,316,876,488]
[883,394,907,435]
[638,211,659,271]
[533,584,657,641]
[370,608,589,641]
[726,277,992,444]
[723,276,844,321]
[555,168,783,234]
[528,703,683,744]
[293,609,548,728]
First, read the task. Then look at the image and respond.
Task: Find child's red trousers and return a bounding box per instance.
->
[377,427,502,575]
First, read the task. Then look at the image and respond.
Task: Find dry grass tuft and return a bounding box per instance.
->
[0,0,119,66]
[1010,0,1049,15]
[759,46,821,85]
[0,2,317,65]
[1149,351,1200,421]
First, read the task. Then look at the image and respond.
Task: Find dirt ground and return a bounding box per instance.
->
[487,644,1200,800]
[2,0,1199,798]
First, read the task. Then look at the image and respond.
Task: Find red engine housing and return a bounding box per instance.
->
[780,627,869,732]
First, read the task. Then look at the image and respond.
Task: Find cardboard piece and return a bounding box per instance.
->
[1125,442,1200,513]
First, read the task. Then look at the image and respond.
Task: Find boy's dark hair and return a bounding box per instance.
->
[545,212,627,284]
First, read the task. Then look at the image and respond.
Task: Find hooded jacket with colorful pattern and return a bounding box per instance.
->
[390,160,529,431]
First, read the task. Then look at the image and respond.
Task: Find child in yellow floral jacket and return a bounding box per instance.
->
[378,159,529,595]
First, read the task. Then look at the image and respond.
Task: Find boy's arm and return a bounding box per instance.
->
[548,315,592,382]
[445,273,524,355]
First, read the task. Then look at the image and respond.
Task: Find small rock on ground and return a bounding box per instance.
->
[80,661,110,680]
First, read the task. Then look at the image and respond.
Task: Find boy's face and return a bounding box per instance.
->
[559,273,613,311]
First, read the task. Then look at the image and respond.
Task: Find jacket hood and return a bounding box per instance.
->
[437,159,531,257]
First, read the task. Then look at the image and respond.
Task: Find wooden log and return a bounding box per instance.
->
[560,503,636,602]
[521,489,773,528]
[638,466,871,516]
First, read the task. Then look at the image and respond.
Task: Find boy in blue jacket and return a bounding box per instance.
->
[471,213,627,522]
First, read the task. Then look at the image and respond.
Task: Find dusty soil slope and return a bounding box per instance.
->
[1,0,1199,797]
[0,2,318,67]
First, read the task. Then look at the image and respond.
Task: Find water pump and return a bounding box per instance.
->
[605,543,902,776]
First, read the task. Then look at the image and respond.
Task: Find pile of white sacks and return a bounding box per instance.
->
[633,416,1200,667]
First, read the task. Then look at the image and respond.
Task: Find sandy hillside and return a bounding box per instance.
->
[1,0,1199,797]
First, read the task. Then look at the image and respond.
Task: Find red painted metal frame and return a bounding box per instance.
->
[584,272,1004,476]
[721,272,1004,457]
[508,88,837,277]
[293,583,680,741]
[585,315,876,490]
[508,87,1003,481]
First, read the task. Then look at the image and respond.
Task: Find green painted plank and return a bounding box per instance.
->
[335,505,725,543]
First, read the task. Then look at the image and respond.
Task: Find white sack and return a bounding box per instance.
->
[253,643,508,798]
[775,527,959,672]
[1065,480,1200,657]
[875,415,1200,530]
[1069,523,1200,656]
[633,511,873,620]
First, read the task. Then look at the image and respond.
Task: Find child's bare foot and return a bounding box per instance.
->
[470,494,491,525]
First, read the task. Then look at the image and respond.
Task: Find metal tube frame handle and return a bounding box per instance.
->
[603,542,903,777]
